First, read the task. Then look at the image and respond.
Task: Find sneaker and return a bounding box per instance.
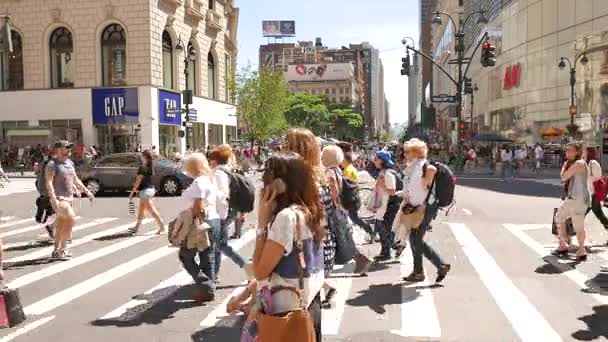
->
[45,225,54,239]
[353,254,371,275]
[321,287,337,307]
[193,287,215,304]
[600,264,608,272]
[436,264,451,283]
[50,250,70,261]
[394,245,406,259]
[373,253,391,262]
[402,272,425,283]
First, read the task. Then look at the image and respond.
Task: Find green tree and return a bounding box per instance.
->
[331,108,364,140]
[234,67,289,149]
[284,93,330,135]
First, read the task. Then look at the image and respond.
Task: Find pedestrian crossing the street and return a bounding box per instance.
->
[0,215,608,341]
[0,179,37,197]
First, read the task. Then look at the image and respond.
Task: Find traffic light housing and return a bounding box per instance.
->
[460,122,468,141]
[401,54,410,76]
[481,42,496,67]
[464,77,473,94]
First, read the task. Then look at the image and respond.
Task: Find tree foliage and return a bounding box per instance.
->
[284,93,330,135]
[233,67,290,145]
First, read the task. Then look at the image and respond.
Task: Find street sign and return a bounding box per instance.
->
[188,108,197,115]
[166,108,180,116]
[432,94,458,103]
[187,108,198,121]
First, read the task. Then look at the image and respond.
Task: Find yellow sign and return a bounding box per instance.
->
[569,104,577,115]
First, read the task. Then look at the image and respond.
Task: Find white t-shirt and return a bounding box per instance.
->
[535,146,543,160]
[263,207,324,313]
[403,159,430,206]
[501,149,513,162]
[181,175,219,220]
[375,169,397,220]
[213,168,230,220]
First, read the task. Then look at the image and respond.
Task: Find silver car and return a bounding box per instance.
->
[78,153,192,196]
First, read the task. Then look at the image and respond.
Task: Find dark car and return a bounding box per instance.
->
[78,153,192,196]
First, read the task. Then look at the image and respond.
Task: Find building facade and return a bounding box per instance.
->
[459,0,608,145]
[0,0,239,157]
[285,63,360,105]
[418,0,439,129]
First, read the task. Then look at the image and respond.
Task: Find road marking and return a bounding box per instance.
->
[451,223,561,342]
[199,284,247,328]
[0,216,15,222]
[101,229,257,321]
[0,217,81,238]
[322,262,355,335]
[5,218,149,263]
[504,224,608,305]
[390,245,441,338]
[7,233,157,289]
[24,245,176,315]
[0,316,55,342]
[462,208,472,215]
[0,218,33,229]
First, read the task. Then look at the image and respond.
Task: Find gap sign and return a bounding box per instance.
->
[159,90,181,126]
[92,88,139,125]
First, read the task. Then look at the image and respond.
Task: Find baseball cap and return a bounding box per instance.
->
[54,140,73,149]
[375,150,394,167]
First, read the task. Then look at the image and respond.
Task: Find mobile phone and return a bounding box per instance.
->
[270,178,286,195]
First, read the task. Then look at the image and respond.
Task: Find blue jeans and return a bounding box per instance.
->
[409,203,445,274]
[214,215,247,276]
[376,197,402,255]
[348,208,374,238]
[224,207,243,237]
[501,161,513,179]
[178,219,216,294]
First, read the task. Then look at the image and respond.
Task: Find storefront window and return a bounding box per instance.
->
[49,27,74,88]
[208,52,216,99]
[0,30,24,91]
[225,125,237,143]
[208,123,223,146]
[192,123,206,150]
[96,125,139,154]
[187,42,197,94]
[159,125,178,158]
[101,24,127,87]
[162,31,173,89]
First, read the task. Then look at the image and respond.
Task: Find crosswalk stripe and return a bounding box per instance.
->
[24,245,176,316]
[0,218,33,229]
[0,217,81,238]
[322,262,355,336]
[0,316,55,342]
[5,218,150,263]
[390,245,441,338]
[102,229,257,321]
[451,223,562,342]
[504,224,608,305]
[7,234,157,289]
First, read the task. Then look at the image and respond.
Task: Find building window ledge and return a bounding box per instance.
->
[160,0,184,7]
[206,9,222,31]
[185,0,205,21]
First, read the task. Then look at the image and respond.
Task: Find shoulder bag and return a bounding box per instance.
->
[257,210,316,342]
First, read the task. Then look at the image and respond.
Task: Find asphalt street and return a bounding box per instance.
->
[0,173,608,341]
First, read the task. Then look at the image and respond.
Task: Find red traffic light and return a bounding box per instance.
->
[460,123,466,129]
[483,42,490,49]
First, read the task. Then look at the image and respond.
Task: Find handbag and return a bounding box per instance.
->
[257,211,316,342]
[0,287,26,328]
[551,208,575,236]
[328,206,357,265]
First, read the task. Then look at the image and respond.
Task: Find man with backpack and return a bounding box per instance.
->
[399,139,451,284]
[208,145,254,281]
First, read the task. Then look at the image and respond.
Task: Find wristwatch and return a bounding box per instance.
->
[256,228,267,238]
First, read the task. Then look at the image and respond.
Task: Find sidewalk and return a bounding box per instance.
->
[4,171,36,178]
[459,166,560,179]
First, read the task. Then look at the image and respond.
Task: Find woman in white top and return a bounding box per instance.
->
[177,153,220,303]
[500,145,514,180]
[253,151,324,341]
[584,147,608,229]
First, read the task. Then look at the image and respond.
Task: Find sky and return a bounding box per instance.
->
[234,0,420,125]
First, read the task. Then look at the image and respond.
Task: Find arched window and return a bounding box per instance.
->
[162,30,173,89]
[49,27,74,88]
[101,24,127,86]
[186,42,197,93]
[207,52,215,99]
[0,30,24,90]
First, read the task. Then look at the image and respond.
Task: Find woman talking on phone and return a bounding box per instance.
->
[128,150,165,235]
[253,151,324,341]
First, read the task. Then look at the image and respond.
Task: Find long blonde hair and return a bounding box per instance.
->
[285,128,324,182]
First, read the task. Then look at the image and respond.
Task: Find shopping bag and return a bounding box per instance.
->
[0,288,26,328]
[551,208,575,236]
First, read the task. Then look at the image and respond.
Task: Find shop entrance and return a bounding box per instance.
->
[96,125,140,154]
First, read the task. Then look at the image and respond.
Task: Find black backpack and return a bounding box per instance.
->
[333,168,360,211]
[386,168,404,192]
[423,161,455,208]
[219,168,256,213]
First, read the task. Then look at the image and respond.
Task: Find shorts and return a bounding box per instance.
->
[139,188,156,200]
[55,199,75,219]
[554,199,587,232]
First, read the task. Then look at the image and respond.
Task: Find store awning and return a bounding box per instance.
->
[541,127,567,137]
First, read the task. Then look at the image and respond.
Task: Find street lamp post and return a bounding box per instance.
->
[432,10,488,151]
[471,83,478,134]
[175,36,197,148]
[558,53,588,136]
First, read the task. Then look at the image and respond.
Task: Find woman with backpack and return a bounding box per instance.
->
[399,139,450,283]
[208,145,253,282]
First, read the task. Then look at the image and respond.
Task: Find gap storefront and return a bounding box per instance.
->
[92,87,140,155]
[158,89,181,158]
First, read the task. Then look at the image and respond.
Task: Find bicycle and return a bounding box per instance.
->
[357,187,374,220]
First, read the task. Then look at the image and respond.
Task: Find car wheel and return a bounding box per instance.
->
[161,177,181,196]
[85,179,101,195]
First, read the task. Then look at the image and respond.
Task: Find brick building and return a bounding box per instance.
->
[0,0,239,157]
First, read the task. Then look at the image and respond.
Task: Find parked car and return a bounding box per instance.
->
[77,153,192,196]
